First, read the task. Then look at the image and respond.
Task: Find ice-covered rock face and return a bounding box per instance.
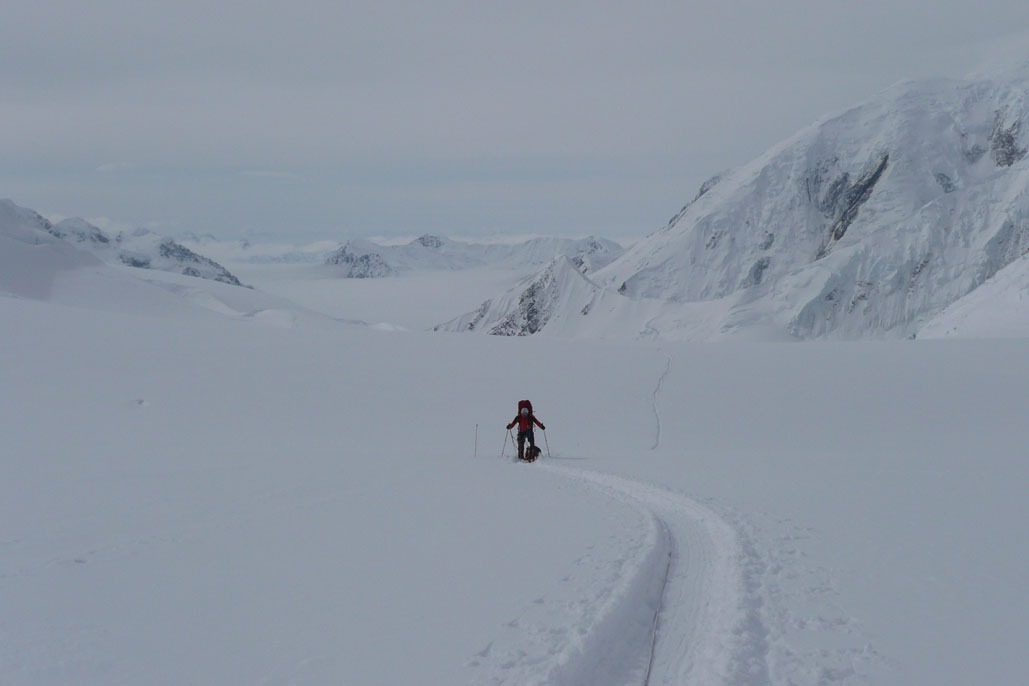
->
[587,65,1029,339]
[990,108,1028,167]
[435,257,601,336]
[152,240,243,286]
[487,269,557,336]
[326,243,395,278]
[813,153,891,258]
[416,234,444,249]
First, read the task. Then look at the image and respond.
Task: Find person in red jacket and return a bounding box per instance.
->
[507,400,545,461]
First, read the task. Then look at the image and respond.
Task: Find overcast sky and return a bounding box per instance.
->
[2,2,1027,242]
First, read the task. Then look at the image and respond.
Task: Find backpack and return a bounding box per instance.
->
[518,399,533,416]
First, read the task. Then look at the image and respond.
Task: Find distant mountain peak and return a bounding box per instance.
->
[326,235,625,277]
[436,257,599,336]
[326,243,394,278]
[415,234,445,249]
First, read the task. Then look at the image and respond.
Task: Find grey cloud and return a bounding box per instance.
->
[2,1,1027,239]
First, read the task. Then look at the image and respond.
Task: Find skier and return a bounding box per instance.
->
[507,399,545,461]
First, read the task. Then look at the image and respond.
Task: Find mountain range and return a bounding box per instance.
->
[440,63,1029,340]
[0,199,244,287]
[325,234,625,277]
[5,62,1028,340]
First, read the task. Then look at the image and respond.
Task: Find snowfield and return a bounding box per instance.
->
[3,249,1027,685]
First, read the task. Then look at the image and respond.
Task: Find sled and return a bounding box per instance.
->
[520,445,542,462]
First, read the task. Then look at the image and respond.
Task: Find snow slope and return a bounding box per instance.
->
[434,257,602,336]
[442,64,1029,341]
[918,254,1029,338]
[2,199,244,287]
[596,66,1029,340]
[0,211,341,325]
[3,257,1027,685]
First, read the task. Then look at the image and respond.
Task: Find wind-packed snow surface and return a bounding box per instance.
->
[2,222,1027,685]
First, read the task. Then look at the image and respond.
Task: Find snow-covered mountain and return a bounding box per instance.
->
[326,234,624,278]
[0,200,106,300]
[435,257,601,335]
[0,200,361,327]
[1,199,244,287]
[443,64,1029,340]
[176,235,340,265]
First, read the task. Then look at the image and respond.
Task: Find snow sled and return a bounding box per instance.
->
[521,445,542,462]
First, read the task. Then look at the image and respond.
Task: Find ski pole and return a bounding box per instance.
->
[543,428,551,458]
[500,429,509,458]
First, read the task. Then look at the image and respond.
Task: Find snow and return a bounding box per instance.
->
[919,255,1029,338]
[441,66,1029,341]
[0,199,244,287]
[2,226,1028,685]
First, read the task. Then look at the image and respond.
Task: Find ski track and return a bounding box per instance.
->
[555,467,766,686]
[649,357,671,451]
[468,464,769,686]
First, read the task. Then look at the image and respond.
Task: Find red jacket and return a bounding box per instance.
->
[508,413,544,432]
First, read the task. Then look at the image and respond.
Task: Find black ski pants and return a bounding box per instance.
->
[517,429,535,458]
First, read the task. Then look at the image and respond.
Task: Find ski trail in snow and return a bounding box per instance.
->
[650,357,671,451]
[469,462,768,686]
[545,466,765,685]
[466,493,672,686]
[640,519,673,685]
